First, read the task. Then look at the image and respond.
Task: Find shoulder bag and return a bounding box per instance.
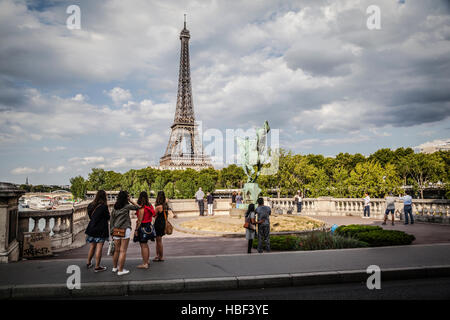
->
[243,213,256,231]
[164,209,173,235]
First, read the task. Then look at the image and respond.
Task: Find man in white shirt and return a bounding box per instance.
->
[195,187,205,216]
[363,193,370,218]
[294,190,303,213]
[400,192,414,225]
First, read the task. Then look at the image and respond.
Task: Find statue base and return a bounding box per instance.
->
[243,183,262,205]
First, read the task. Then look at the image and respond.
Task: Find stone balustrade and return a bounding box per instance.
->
[18,201,115,253]
[266,197,450,223]
[168,198,231,215]
[18,207,74,250]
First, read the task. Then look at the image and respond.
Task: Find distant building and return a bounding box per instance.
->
[415,139,450,154]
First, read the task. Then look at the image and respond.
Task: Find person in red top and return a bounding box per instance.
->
[134,191,155,269]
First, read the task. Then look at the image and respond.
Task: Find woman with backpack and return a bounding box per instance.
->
[244,203,257,254]
[110,190,140,276]
[133,191,156,269]
[153,191,168,262]
[85,190,110,272]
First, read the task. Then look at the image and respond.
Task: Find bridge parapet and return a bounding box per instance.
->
[266,197,450,223]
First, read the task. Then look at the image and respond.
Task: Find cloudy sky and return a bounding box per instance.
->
[1,0,449,185]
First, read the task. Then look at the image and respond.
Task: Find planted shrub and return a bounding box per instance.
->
[252,232,368,251]
[335,224,382,238]
[354,230,415,247]
[297,231,368,251]
[252,235,299,251]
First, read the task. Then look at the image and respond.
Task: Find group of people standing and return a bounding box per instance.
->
[85,189,171,275]
[195,187,215,216]
[363,192,414,225]
[244,198,272,254]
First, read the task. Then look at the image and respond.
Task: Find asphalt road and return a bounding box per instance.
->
[80,277,450,300]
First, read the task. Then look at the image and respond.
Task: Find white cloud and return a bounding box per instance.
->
[43,146,66,152]
[48,165,65,173]
[11,166,44,175]
[72,94,87,102]
[69,156,105,166]
[105,87,132,105]
[415,139,450,149]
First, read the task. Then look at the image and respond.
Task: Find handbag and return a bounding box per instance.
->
[112,228,126,237]
[243,214,256,231]
[164,210,173,235]
[107,240,115,256]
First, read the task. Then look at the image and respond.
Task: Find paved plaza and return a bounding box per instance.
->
[49,215,450,260]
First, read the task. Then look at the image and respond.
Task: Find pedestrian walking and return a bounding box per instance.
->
[382,192,396,226]
[363,193,370,218]
[195,187,205,216]
[85,190,110,272]
[207,192,214,216]
[153,191,169,262]
[236,192,243,208]
[294,190,303,213]
[401,192,414,225]
[244,203,257,254]
[231,191,237,208]
[110,191,140,276]
[255,197,271,253]
[133,191,156,269]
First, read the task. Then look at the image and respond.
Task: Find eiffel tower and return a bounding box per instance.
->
[159,16,212,170]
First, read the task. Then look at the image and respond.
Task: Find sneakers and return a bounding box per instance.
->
[117,269,130,276]
[112,267,118,273]
[94,266,107,273]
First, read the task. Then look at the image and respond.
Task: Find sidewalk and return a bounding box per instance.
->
[1,243,450,299]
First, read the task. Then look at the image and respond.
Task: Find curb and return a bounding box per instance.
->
[1,265,450,299]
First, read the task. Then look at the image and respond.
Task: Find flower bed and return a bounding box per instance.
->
[251,224,416,251]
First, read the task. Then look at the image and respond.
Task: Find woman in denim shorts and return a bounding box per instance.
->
[85,190,110,272]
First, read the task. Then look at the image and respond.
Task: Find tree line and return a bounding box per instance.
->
[70,148,449,200]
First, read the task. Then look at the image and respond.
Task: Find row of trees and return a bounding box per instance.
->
[70,148,449,200]
[18,184,70,193]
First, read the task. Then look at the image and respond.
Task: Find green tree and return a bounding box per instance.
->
[330,166,349,198]
[87,168,107,190]
[368,148,395,167]
[408,153,446,199]
[218,164,245,188]
[305,167,330,197]
[163,182,175,199]
[196,174,216,193]
[348,161,386,197]
[174,179,196,199]
[152,175,166,192]
[70,176,87,200]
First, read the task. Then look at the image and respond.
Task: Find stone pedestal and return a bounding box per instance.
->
[0,182,25,263]
[242,183,261,205]
[315,197,334,215]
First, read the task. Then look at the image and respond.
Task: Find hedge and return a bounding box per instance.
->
[354,230,416,247]
[252,226,416,251]
[252,232,368,251]
[335,224,382,238]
